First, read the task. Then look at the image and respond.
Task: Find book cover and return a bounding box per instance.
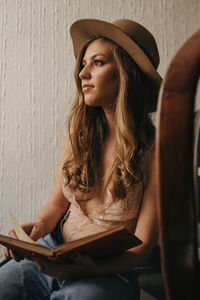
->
[0,213,142,263]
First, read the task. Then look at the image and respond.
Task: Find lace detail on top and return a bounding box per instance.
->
[62,148,153,242]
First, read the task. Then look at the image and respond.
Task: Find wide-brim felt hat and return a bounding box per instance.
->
[70,18,162,112]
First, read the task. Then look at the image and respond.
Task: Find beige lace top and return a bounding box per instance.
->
[61,149,153,242]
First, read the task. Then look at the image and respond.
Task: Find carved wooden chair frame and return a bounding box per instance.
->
[156,30,200,300]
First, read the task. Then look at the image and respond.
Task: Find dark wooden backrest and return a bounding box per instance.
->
[194,109,200,222]
[155,30,200,300]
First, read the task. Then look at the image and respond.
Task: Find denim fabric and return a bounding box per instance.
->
[0,212,139,300]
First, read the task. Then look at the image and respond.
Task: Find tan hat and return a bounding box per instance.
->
[70,18,162,111]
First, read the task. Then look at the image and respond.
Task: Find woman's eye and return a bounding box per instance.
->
[94,60,104,66]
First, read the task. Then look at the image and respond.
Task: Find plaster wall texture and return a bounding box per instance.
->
[0,0,199,260]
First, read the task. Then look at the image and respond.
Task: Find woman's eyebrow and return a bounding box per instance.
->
[91,53,107,58]
[82,53,108,63]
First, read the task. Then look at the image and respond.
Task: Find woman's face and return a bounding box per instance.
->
[79,39,119,110]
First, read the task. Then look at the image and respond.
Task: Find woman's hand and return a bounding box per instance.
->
[3,219,45,262]
[3,229,22,261]
[33,253,101,280]
[20,220,46,241]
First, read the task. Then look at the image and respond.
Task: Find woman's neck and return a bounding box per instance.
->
[104,108,116,137]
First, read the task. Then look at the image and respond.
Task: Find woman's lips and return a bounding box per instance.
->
[82,84,94,92]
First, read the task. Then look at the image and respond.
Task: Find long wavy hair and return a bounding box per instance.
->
[62,37,156,200]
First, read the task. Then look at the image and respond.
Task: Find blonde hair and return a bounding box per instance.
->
[63,37,155,199]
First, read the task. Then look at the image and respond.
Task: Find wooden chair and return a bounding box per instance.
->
[155,30,200,300]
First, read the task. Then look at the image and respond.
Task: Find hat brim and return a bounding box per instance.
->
[70,19,162,112]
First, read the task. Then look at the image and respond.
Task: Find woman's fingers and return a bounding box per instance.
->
[32,255,49,274]
[3,245,10,258]
[70,252,93,265]
[7,229,23,261]
[8,229,18,239]
[21,223,34,236]
[21,220,45,241]
[29,225,41,241]
[34,260,45,273]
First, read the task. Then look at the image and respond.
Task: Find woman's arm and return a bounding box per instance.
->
[30,136,70,239]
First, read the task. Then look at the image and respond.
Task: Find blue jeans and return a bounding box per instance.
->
[0,216,139,300]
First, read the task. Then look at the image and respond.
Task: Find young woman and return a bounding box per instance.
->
[0,19,162,300]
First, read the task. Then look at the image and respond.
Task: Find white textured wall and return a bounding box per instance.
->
[0,0,200,260]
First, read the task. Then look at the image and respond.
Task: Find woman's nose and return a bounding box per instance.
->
[79,65,91,80]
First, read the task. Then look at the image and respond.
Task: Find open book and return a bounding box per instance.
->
[0,212,142,263]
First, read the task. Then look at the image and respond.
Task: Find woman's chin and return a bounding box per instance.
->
[84,99,100,107]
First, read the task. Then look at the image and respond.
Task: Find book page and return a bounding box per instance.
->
[9,211,37,244]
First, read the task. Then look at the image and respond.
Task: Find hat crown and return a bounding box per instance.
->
[112,19,159,68]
